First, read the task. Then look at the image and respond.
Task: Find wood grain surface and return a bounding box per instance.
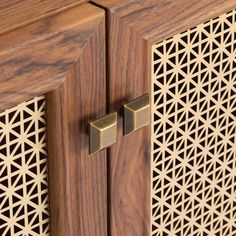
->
[46,15,107,236]
[93,0,236,44]
[0,0,88,35]
[0,3,107,235]
[0,4,103,112]
[92,0,236,235]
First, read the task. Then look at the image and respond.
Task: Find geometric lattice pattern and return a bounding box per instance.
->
[0,96,50,236]
[152,9,236,236]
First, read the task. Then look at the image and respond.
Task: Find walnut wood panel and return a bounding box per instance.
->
[93,0,236,44]
[0,3,107,236]
[0,4,103,112]
[46,15,107,235]
[92,0,236,235]
[0,0,88,35]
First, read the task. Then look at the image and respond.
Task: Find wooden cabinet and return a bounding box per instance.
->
[0,1,236,236]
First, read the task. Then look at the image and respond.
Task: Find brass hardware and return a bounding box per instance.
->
[0,96,50,235]
[89,112,117,154]
[151,9,236,234]
[123,94,150,135]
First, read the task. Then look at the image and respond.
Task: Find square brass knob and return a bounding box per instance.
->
[88,112,117,155]
[124,94,150,135]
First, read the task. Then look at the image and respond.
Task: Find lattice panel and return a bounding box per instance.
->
[152,9,236,236]
[0,96,50,236]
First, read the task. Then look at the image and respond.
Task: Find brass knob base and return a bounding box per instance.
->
[123,94,150,135]
[88,112,117,155]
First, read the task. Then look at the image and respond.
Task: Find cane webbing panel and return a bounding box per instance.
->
[0,96,50,236]
[152,9,236,236]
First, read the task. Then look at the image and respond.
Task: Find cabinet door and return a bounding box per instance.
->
[93,0,236,235]
[0,3,107,236]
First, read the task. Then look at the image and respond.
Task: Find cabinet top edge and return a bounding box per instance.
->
[92,0,236,44]
[0,0,89,36]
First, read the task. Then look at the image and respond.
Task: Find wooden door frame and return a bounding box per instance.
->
[0,3,107,236]
[92,0,236,235]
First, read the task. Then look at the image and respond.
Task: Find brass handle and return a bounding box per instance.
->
[123,94,150,135]
[88,112,117,155]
